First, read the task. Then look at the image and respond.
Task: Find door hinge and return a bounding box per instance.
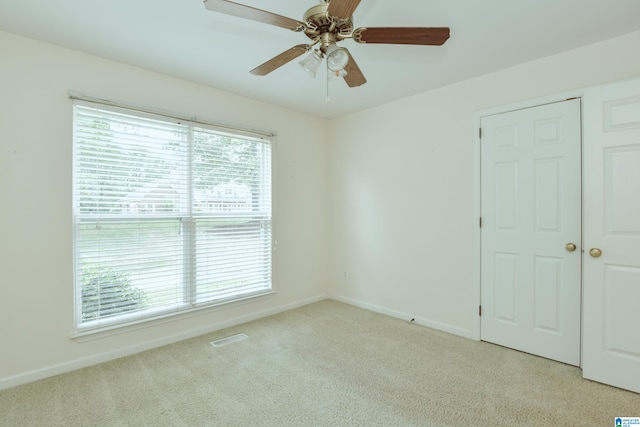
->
[478,127,482,139]
[479,305,482,316]
[479,217,482,228]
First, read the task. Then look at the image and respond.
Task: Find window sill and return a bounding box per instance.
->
[71,290,275,342]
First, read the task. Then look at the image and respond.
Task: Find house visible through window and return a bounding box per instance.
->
[72,100,272,333]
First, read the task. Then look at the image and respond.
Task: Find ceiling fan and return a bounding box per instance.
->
[203,0,450,87]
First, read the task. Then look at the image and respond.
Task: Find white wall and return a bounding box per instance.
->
[3,26,640,390]
[0,30,328,388]
[327,30,640,338]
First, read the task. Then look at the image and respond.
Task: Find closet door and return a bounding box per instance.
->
[583,77,640,393]
[480,99,582,365]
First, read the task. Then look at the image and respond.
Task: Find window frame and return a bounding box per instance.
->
[71,97,274,336]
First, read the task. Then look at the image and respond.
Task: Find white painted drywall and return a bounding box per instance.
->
[327,30,640,338]
[0,30,328,388]
[3,26,640,389]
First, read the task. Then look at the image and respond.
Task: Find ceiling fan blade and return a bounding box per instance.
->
[204,0,305,31]
[327,0,362,19]
[250,45,310,76]
[353,27,450,45]
[343,51,367,87]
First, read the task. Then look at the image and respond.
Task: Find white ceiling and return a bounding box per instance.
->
[2,0,640,119]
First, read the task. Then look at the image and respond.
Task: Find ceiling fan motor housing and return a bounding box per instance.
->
[302,3,353,43]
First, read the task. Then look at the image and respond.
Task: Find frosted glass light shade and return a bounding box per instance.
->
[328,68,348,81]
[299,51,322,78]
[325,45,349,72]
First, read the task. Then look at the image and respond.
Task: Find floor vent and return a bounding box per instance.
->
[211,333,248,347]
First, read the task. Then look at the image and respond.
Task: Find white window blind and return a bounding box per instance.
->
[73,100,272,332]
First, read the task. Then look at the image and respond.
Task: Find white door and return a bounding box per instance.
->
[480,99,582,366]
[583,78,640,393]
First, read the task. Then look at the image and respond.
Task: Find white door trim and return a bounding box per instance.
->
[471,90,584,343]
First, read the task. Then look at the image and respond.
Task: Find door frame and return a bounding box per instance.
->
[471,90,584,355]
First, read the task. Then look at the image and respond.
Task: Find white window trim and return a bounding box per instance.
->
[71,93,275,337]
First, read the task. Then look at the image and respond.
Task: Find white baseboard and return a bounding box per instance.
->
[0,294,327,391]
[1,293,475,391]
[330,295,476,341]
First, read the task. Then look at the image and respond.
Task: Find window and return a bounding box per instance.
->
[72,100,272,333]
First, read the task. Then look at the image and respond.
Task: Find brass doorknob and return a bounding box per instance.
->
[565,243,577,252]
[589,248,602,258]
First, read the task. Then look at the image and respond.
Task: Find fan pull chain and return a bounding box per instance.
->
[326,65,330,102]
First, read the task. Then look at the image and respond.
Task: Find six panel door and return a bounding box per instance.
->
[582,77,640,393]
[480,99,582,366]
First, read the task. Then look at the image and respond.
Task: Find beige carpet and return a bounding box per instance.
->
[1,299,638,426]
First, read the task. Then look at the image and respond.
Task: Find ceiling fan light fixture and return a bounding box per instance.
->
[325,44,349,72]
[299,51,323,78]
